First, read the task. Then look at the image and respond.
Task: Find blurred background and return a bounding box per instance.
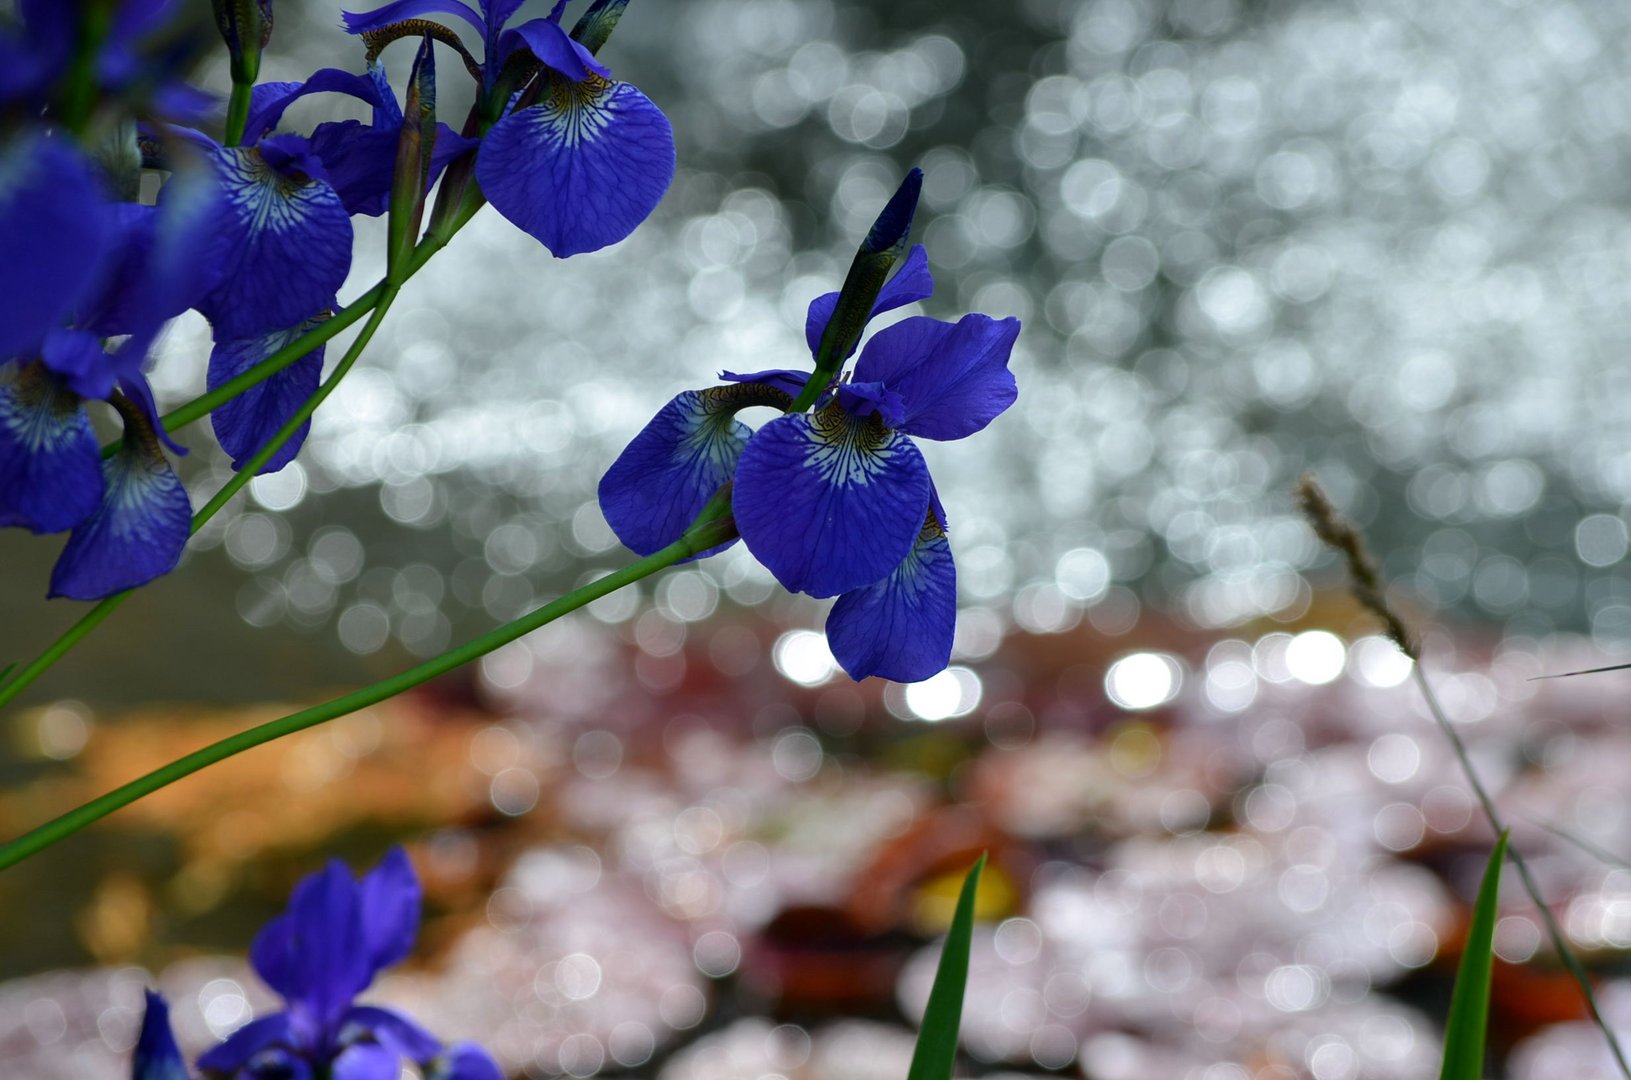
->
[6,0,1631,1076]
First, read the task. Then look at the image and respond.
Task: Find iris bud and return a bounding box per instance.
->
[211,0,273,84]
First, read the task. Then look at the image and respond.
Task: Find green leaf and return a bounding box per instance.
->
[1439,830,1510,1080]
[907,852,985,1080]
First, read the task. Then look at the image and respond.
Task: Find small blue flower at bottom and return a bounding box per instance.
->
[131,848,503,1080]
[598,248,1020,683]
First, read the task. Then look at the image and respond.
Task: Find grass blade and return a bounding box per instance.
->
[1439,830,1510,1080]
[906,853,986,1080]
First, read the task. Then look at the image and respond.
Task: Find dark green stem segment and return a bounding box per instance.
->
[0,293,403,713]
[224,78,255,147]
[0,515,737,872]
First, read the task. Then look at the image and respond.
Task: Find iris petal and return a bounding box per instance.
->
[477,75,674,257]
[47,430,191,601]
[245,68,386,143]
[598,388,754,558]
[132,992,187,1080]
[208,314,328,474]
[333,1042,402,1080]
[198,141,353,341]
[500,17,609,81]
[0,134,113,360]
[308,120,480,217]
[734,407,929,598]
[358,848,420,974]
[432,1043,505,1080]
[341,0,485,37]
[853,314,1020,441]
[0,365,100,534]
[827,513,956,682]
[196,1013,297,1073]
[347,1006,442,1062]
[250,861,372,1031]
[802,244,933,360]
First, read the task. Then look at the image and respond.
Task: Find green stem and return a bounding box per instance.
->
[224,78,254,147]
[0,293,401,713]
[0,516,735,872]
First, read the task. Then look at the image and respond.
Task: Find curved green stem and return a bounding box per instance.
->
[0,515,735,872]
[0,293,401,713]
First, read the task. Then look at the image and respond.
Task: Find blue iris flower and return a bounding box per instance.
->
[340,0,675,257]
[598,206,1020,682]
[0,159,226,600]
[166,848,503,1080]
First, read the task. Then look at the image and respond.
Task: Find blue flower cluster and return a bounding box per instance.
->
[1,0,674,600]
[598,171,1021,684]
[135,848,502,1080]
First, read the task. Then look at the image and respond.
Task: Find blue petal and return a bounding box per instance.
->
[342,0,485,38]
[358,847,420,973]
[333,1042,401,1080]
[345,1006,442,1062]
[598,388,753,558]
[132,992,187,1080]
[853,314,1020,441]
[208,314,327,474]
[40,328,115,400]
[198,140,353,341]
[0,134,113,359]
[476,75,674,257]
[0,364,100,534]
[197,1013,297,1073]
[719,368,810,398]
[245,68,387,143]
[309,119,480,217]
[860,167,923,255]
[429,1043,505,1080]
[249,861,372,1033]
[827,512,956,682]
[47,434,191,601]
[734,408,930,598]
[802,244,933,360]
[498,17,609,81]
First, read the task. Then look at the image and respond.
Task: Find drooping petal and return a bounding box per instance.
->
[498,17,608,81]
[853,314,1020,441]
[734,407,930,598]
[0,133,113,360]
[346,1006,443,1063]
[47,434,191,601]
[428,1043,505,1080]
[197,1013,297,1073]
[826,511,956,682]
[208,314,327,474]
[0,364,100,534]
[332,1042,402,1080]
[341,0,485,38]
[132,992,187,1080]
[598,388,755,558]
[245,68,386,143]
[198,139,353,341]
[802,244,933,359]
[249,861,372,1032]
[476,75,674,257]
[358,847,420,973]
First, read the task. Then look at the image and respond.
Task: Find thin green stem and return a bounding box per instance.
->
[0,516,735,872]
[0,294,401,713]
[224,79,254,147]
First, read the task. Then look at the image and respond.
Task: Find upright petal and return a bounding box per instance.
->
[358,848,421,973]
[0,134,113,360]
[476,74,674,257]
[734,407,930,598]
[802,244,933,359]
[598,387,758,558]
[208,314,327,474]
[853,314,1020,441]
[0,364,100,534]
[198,139,353,341]
[249,861,373,1034]
[48,428,192,600]
[132,992,187,1080]
[498,17,608,81]
[826,511,956,682]
[428,1044,504,1080]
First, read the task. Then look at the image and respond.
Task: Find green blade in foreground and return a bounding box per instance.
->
[1439,830,1510,1080]
[907,853,986,1080]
